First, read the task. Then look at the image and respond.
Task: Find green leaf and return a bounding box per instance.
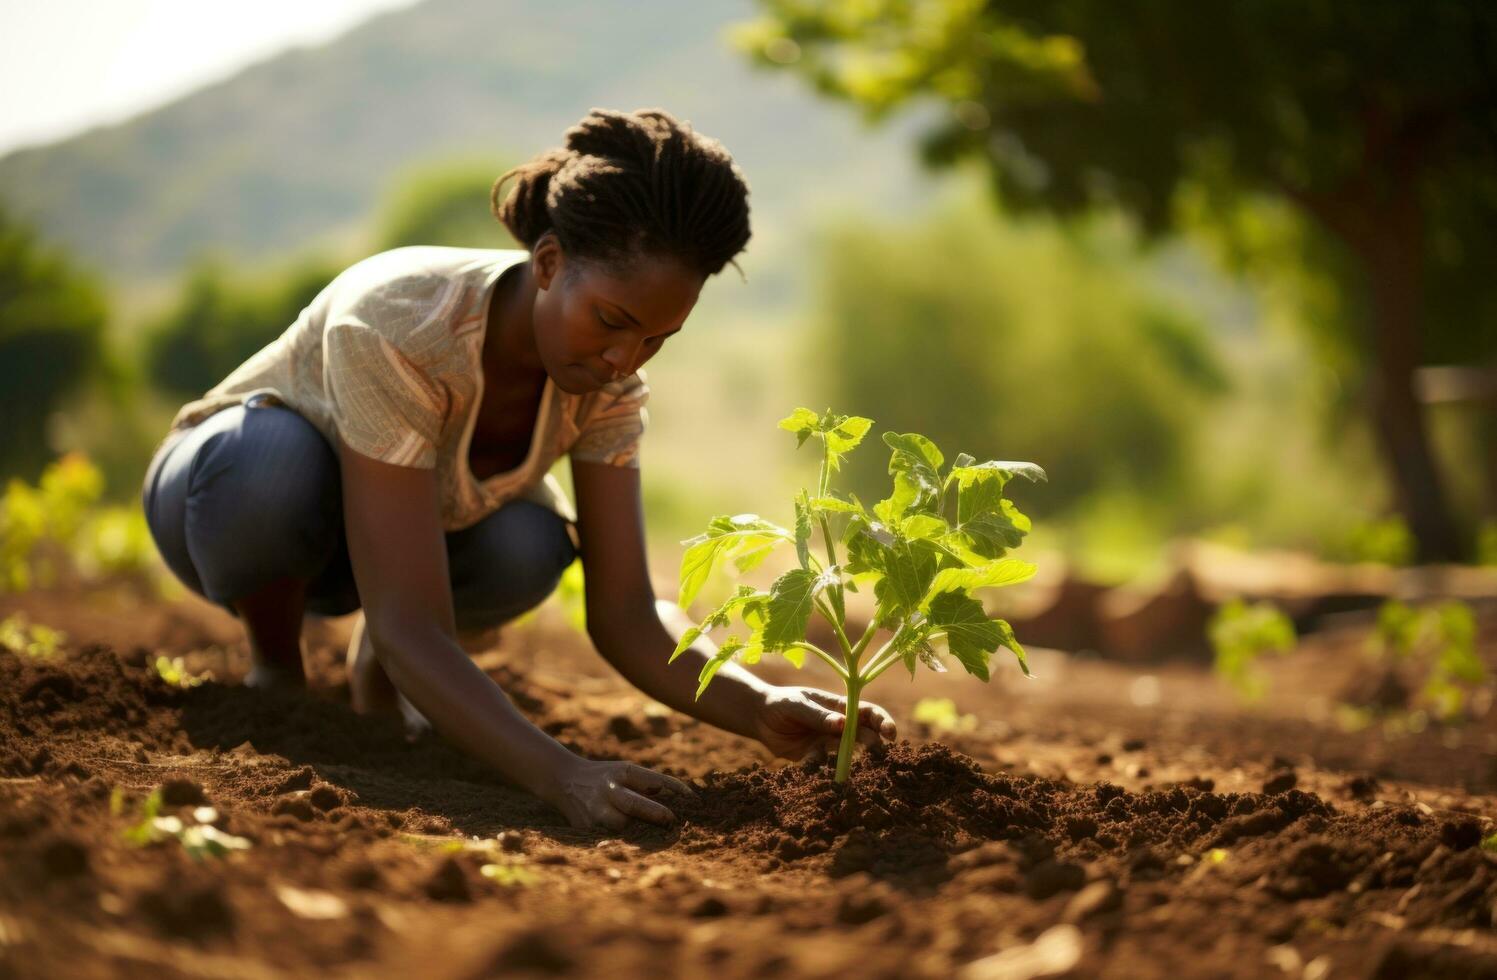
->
[878,431,945,521]
[823,414,873,470]
[696,637,745,699]
[678,514,791,608]
[925,591,1003,681]
[759,568,818,652]
[670,586,767,662]
[873,539,939,627]
[794,491,812,570]
[809,494,863,515]
[994,618,1031,677]
[777,407,821,448]
[891,619,935,677]
[899,513,949,542]
[923,559,1038,609]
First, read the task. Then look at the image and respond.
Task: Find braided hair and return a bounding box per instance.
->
[490,108,751,281]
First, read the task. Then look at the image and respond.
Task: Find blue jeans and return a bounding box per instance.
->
[140,397,577,631]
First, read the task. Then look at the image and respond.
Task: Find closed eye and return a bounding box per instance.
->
[596,312,626,330]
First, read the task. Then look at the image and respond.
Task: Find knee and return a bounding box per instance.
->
[451,502,577,628]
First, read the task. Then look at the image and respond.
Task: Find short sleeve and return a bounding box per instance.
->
[570,370,649,468]
[323,318,446,468]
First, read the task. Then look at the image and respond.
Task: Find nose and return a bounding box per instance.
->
[601,337,641,377]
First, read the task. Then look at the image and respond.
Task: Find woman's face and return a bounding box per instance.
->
[531,236,704,395]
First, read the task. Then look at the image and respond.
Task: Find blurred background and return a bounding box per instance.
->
[2,0,1494,604]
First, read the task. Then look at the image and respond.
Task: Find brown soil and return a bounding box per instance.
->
[1,587,1495,978]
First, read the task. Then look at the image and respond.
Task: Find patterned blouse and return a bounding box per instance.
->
[160,246,649,531]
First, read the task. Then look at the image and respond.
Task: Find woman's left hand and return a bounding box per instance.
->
[752,685,897,761]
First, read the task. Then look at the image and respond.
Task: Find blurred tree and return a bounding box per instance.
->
[145,154,520,399]
[0,201,108,479]
[374,156,521,252]
[736,0,1497,561]
[808,194,1225,519]
[144,253,343,398]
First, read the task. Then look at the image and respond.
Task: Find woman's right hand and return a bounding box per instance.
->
[539,758,696,830]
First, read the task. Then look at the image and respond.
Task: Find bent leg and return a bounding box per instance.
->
[141,401,342,687]
[446,500,578,633]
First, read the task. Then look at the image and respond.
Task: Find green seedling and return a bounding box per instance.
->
[912,696,977,733]
[1208,598,1296,701]
[480,862,539,887]
[0,613,66,658]
[122,790,251,860]
[672,407,1044,782]
[155,654,210,688]
[1373,599,1486,722]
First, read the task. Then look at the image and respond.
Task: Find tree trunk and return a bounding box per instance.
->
[1357,205,1465,563]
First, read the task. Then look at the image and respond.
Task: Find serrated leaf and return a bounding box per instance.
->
[925,591,1002,681]
[995,618,1032,677]
[823,415,873,469]
[874,540,939,627]
[696,637,745,699]
[794,491,812,570]
[808,495,862,514]
[777,408,820,448]
[878,431,945,522]
[923,559,1038,609]
[760,568,817,652]
[677,514,791,608]
[899,513,949,542]
[671,586,767,662]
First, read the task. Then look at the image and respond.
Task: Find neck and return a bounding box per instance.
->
[484,256,546,380]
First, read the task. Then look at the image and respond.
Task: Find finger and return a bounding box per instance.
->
[608,786,676,826]
[621,765,697,800]
[860,703,897,740]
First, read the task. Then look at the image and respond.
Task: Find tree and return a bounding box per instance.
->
[0,201,108,480]
[144,253,343,398]
[735,0,1497,561]
[374,156,521,253]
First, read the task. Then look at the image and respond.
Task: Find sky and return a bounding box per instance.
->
[0,0,420,156]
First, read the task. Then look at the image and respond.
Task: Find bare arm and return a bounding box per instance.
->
[338,440,690,827]
[571,459,777,737]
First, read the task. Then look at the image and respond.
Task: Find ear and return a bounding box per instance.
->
[532,232,565,292]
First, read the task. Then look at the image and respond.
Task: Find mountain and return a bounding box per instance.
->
[0,0,939,297]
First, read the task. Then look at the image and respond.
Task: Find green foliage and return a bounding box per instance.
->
[0,614,67,658]
[374,156,521,252]
[143,253,344,398]
[1330,518,1416,567]
[122,791,251,859]
[0,202,109,480]
[1371,599,1487,723]
[1209,599,1296,702]
[740,0,1497,560]
[155,655,211,689]
[673,406,1044,781]
[0,453,160,594]
[804,196,1223,519]
[912,696,976,733]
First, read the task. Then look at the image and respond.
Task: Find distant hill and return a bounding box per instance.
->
[0,0,939,298]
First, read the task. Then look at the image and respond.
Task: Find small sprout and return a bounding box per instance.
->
[121,788,249,859]
[1209,599,1295,702]
[1480,833,1497,854]
[1363,599,1487,724]
[1205,848,1229,865]
[480,862,539,887]
[912,697,977,733]
[0,613,67,658]
[155,655,211,688]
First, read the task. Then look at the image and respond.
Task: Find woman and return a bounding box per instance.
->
[141,107,896,831]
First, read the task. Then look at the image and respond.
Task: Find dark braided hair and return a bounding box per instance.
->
[490,107,751,281]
